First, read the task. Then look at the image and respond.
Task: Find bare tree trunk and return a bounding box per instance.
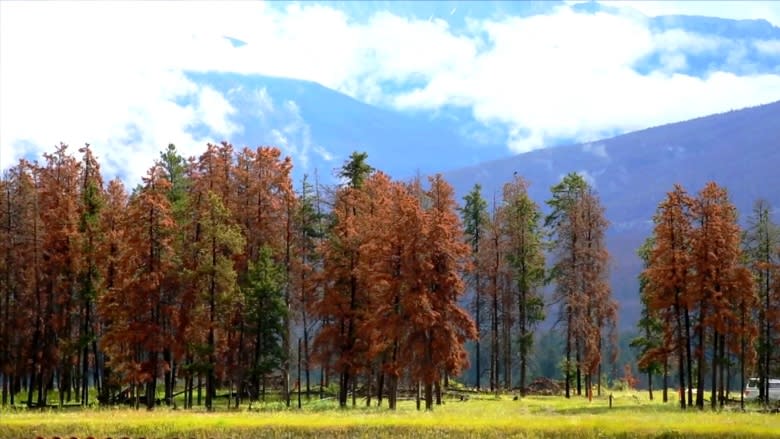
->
[648,369,654,401]
[711,331,718,410]
[663,358,668,403]
[377,369,384,407]
[684,308,693,408]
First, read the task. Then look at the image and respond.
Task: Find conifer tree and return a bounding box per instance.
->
[460,184,488,390]
[743,199,780,405]
[501,176,545,395]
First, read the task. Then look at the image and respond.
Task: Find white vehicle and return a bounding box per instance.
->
[744,378,780,401]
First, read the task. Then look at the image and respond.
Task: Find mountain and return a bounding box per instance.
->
[443,100,780,328]
[185,72,508,182]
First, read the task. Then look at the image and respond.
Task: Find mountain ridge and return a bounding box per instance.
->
[442,99,780,328]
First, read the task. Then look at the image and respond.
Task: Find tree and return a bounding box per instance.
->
[156,143,190,407]
[645,182,758,411]
[97,178,128,405]
[416,175,477,410]
[743,199,780,405]
[501,176,545,395]
[292,175,323,398]
[689,182,754,409]
[101,164,176,409]
[313,152,374,407]
[632,237,666,402]
[75,144,106,406]
[37,143,82,407]
[546,173,614,399]
[0,161,42,406]
[191,188,244,410]
[460,184,488,390]
[645,185,695,409]
[481,193,506,393]
[244,245,287,400]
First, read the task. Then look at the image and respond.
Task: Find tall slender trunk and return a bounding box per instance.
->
[684,308,693,407]
[718,336,725,408]
[475,273,481,390]
[663,358,668,403]
[206,238,217,411]
[303,312,311,398]
[377,368,385,407]
[648,369,654,401]
[366,367,372,407]
[164,348,173,406]
[565,308,572,399]
[673,294,686,409]
[491,268,499,393]
[696,304,706,409]
[576,338,582,396]
[711,331,718,410]
[519,284,527,396]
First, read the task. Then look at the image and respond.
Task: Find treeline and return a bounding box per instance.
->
[0,141,622,410]
[461,173,617,399]
[633,183,780,410]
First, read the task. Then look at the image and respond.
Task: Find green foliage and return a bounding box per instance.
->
[460,183,488,253]
[245,245,288,377]
[544,172,588,230]
[631,237,664,376]
[338,151,373,189]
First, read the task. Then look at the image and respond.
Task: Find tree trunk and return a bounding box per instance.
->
[711,331,718,410]
[415,381,421,411]
[718,336,725,408]
[674,296,686,409]
[338,370,349,408]
[519,286,527,396]
[576,339,582,396]
[475,273,481,391]
[663,358,668,403]
[684,308,693,407]
[377,370,384,407]
[164,348,173,406]
[565,309,572,399]
[695,305,706,410]
[648,370,654,401]
[424,381,433,411]
[366,367,372,407]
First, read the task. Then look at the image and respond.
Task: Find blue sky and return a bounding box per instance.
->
[2,1,780,184]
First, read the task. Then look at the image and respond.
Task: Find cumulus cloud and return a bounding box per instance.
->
[2,1,780,183]
[754,39,780,55]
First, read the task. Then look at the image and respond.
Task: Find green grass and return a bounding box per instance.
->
[0,391,777,438]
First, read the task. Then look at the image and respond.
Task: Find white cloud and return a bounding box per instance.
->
[2,1,780,182]
[754,39,780,55]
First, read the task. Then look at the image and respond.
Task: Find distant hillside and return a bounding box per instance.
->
[185,72,507,182]
[443,100,780,328]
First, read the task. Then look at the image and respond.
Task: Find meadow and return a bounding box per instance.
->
[1,391,777,438]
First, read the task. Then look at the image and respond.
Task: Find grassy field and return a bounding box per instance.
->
[0,391,777,438]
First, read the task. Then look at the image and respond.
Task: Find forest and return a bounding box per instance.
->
[0,141,778,413]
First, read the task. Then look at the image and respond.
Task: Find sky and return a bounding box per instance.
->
[2,0,780,184]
